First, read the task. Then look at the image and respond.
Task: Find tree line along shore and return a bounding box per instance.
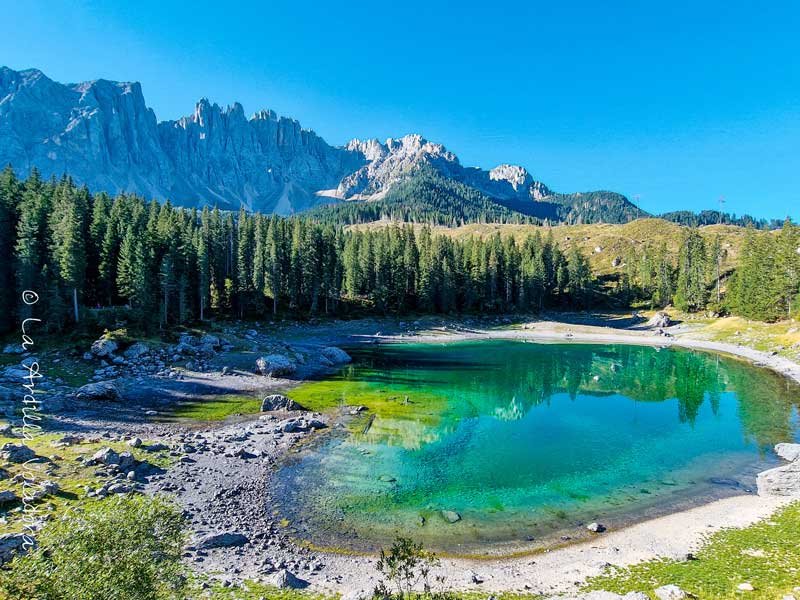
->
[0,167,798,339]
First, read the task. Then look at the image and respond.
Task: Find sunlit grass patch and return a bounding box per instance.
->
[585,501,800,599]
[0,431,173,536]
[163,393,263,422]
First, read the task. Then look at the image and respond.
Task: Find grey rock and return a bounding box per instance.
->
[441,510,461,523]
[106,482,133,494]
[267,569,308,589]
[0,490,18,504]
[175,342,196,355]
[90,338,118,358]
[649,312,672,328]
[254,355,296,377]
[654,584,688,600]
[200,334,221,347]
[75,380,121,401]
[757,460,800,496]
[260,394,303,412]
[0,443,36,463]
[0,533,30,565]
[196,532,249,549]
[123,342,150,359]
[91,447,120,466]
[320,346,352,364]
[1,367,31,382]
[775,443,800,462]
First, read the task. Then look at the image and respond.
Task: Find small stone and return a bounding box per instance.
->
[441,510,461,523]
[267,569,308,589]
[654,584,688,600]
[587,522,606,533]
[737,583,754,592]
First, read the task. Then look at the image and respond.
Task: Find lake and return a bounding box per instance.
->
[275,340,800,555]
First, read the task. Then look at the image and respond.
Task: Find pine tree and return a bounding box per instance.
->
[674,230,709,312]
[0,167,20,333]
[49,180,87,322]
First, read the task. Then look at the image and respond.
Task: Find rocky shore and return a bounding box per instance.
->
[1,313,799,598]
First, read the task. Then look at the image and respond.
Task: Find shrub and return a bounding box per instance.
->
[373,537,451,600]
[0,494,187,600]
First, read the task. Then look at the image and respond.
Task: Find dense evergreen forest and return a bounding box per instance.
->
[659,209,782,230]
[0,168,798,336]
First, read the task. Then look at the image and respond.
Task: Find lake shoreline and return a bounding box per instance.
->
[289,316,800,595]
[6,312,798,596]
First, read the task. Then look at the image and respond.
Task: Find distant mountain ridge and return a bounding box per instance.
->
[0,65,643,223]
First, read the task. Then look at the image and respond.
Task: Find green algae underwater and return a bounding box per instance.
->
[275,340,800,556]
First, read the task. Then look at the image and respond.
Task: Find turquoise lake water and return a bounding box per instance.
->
[275,340,800,554]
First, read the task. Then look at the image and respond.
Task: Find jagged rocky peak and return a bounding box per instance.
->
[0,66,644,222]
[335,133,461,199]
[344,138,388,161]
[384,133,459,163]
[489,164,533,191]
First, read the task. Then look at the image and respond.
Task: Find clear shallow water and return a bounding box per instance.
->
[275,341,800,554]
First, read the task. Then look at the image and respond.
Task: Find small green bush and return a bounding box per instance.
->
[0,495,187,600]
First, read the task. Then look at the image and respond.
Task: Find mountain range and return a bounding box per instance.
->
[0,66,643,223]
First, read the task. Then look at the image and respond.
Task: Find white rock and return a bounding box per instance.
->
[757,460,800,496]
[654,585,688,600]
[775,443,800,462]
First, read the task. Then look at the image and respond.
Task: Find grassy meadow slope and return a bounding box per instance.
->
[351,218,764,275]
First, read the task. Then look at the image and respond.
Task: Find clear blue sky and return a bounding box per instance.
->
[2,0,799,220]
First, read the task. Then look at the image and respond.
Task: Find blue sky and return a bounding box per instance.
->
[2,0,799,220]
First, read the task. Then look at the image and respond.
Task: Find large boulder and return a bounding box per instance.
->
[648,312,672,328]
[175,342,196,355]
[178,333,200,346]
[775,443,800,462]
[90,338,118,358]
[321,346,352,364]
[0,490,19,504]
[196,532,249,549]
[0,533,29,565]
[268,569,308,589]
[1,366,31,382]
[200,334,221,348]
[90,447,135,470]
[123,342,151,360]
[260,394,303,412]
[254,355,296,377]
[75,381,122,402]
[0,443,36,463]
[757,460,800,497]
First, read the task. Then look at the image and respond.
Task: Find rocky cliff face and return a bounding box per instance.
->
[0,67,360,213]
[1,66,625,220]
[335,135,552,206]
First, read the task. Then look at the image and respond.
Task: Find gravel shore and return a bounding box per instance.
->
[22,314,800,596]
